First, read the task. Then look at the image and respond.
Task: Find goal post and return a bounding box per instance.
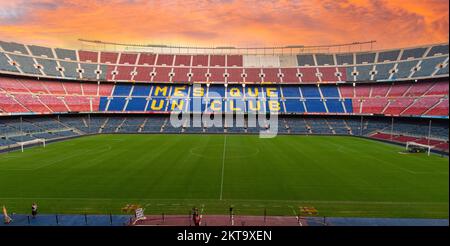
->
[18,138,46,152]
[405,141,433,156]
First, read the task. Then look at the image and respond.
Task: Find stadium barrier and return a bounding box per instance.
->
[2,211,447,226]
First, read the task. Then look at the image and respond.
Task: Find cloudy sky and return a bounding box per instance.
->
[0,0,448,49]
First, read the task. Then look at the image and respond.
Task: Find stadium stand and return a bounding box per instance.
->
[1,114,447,152]
[0,41,447,84]
[0,41,448,154]
[0,76,447,117]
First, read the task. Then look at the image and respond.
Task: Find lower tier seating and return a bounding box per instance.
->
[1,114,447,153]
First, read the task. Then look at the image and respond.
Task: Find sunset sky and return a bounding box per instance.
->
[0,0,448,50]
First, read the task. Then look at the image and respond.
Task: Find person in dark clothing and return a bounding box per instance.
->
[31,203,38,218]
[192,207,201,226]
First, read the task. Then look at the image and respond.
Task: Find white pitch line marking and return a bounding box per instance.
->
[289,206,303,226]
[219,135,227,200]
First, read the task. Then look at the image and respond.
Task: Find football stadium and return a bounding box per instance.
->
[0,1,448,230]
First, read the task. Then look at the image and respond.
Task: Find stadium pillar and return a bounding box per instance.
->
[428,120,432,146]
[360,116,363,136]
[20,116,23,142]
[390,117,394,141]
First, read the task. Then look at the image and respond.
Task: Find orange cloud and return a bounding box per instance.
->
[0,0,447,50]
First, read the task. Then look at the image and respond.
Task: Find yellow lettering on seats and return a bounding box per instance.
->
[172,86,186,97]
[154,86,168,96]
[171,100,184,110]
[268,101,280,111]
[229,88,241,97]
[193,87,204,97]
[151,100,165,110]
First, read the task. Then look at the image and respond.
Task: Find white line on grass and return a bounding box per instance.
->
[0,197,446,205]
[289,206,302,226]
[219,135,227,200]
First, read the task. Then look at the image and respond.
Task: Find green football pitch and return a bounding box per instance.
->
[0,134,448,218]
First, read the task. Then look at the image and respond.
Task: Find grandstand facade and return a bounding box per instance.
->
[0,40,448,153]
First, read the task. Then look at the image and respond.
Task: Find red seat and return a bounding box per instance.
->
[82,83,99,96]
[404,82,435,97]
[174,55,191,66]
[370,84,390,97]
[13,94,50,113]
[425,99,449,116]
[78,51,98,62]
[137,53,156,65]
[425,81,449,96]
[134,67,154,82]
[153,67,172,82]
[298,67,318,83]
[361,98,389,114]
[227,68,244,83]
[63,96,91,112]
[43,81,66,95]
[63,82,83,95]
[192,55,208,66]
[172,67,190,82]
[262,68,281,83]
[354,84,371,98]
[98,83,114,96]
[244,68,262,83]
[0,93,29,113]
[226,55,243,67]
[156,55,174,66]
[318,67,339,83]
[383,98,415,115]
[387,83,411,97]
[280,68,300,84]
[209,68,226,83]
[38,95,68,112]
[210,55,226,67]
[401,97,441,115]
[100,52,119,64]
[114,66,134,81]
[118,53,138,65]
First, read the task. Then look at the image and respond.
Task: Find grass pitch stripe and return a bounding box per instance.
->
[220,135,227,200]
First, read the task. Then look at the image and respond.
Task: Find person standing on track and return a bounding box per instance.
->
[192,207,201,226]
[31,203,38,219]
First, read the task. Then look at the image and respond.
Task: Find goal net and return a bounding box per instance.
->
[17,138,46,152]
[405,142,433,156]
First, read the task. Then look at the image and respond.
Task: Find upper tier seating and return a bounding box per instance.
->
[0,41,447,83]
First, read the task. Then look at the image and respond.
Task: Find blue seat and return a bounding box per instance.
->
[326,99,345,113]
[113,85,132,96]
[126,98,147,111]
[305,99,326,113]
[107,98,127,111]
